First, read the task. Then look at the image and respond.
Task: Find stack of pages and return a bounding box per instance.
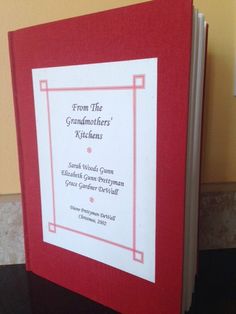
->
[183,8,208,313]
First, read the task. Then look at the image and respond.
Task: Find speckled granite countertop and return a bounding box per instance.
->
[0,194,25,265]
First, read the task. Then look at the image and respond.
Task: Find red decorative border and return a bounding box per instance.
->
[40,75,145,263]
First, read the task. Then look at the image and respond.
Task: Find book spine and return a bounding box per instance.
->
[8,31,31,271]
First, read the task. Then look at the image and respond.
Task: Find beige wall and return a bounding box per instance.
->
[0,0,236,194]
[194,0,236,183]
[0,0,149,194]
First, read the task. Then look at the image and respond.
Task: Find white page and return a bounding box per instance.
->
[32,58,157,282]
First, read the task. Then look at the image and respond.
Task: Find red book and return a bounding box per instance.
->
[8,1,204,313]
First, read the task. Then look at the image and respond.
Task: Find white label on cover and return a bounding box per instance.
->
[32,58,157,282]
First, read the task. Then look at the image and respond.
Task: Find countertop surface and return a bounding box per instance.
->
[1,249,236,314]
[0,264,116,314]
